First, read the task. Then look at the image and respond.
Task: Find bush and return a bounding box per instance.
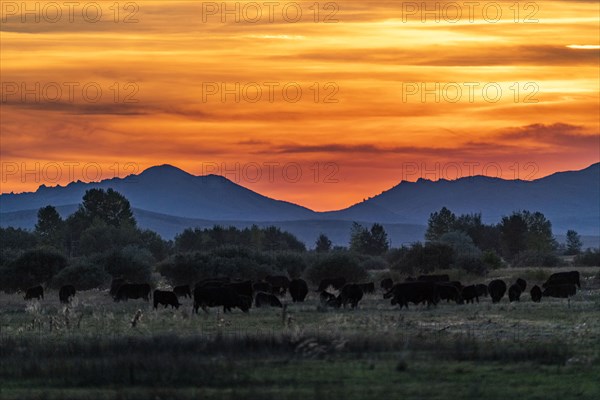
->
[481,250,504,270]
[0,247,68,291]
[513,250,560,268]
[454,256,487,276]
[391,242,454,275]
[274,252,307,278]
[360,255,389,271]
[575,249,600,266]
[304,252,367,285]
[51,259,110,290]
[98,245,154,283]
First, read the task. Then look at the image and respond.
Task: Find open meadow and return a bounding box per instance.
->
[1,267,599,400]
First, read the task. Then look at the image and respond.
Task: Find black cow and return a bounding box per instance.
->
[255,292,283,308]
[380,278,393,291]
[385,281,438,309]
[289,279,308,302]
[319,291,336,304]
[317,277,346,292]
[59,285,76,304]
[543,271,580,289]
[461,285,479,304]
[265,275,290,296]
[508,283,522,302]
[115,283,151,302]
[475,284,489,297]
[542,284,577,299]
[228,280,253,298]
[153,290,181,309]
[530,285,542,302]
[436,284,462,303]
[194,277,230,289]
[418,274,450,282]
[488,279,507,303]
[109,278,126,297]
[253,281,273,294]
[173,285,191,299]
[24,285,43,300]
[193,285,251,314]
[338,284,364,309]
[358,282,375,294]
[516,278,527,292]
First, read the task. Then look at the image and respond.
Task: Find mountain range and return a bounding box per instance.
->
[1,163,599,248]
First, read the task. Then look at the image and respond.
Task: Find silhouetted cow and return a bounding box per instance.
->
[109,278,126,297]
[530,285,542,302]
[418,274,450,282]
[380,278,393,291]
[255,292,283,308]
[193,285,251,313]
[543,271,580,289]
[24,285,43,300]
[153,290,181,309]
[508,283,522,302]
[265,275,290,296]
[436,284,462,303]
[289,279,308,302]
[488,280,507,303]
[317,277,346,292]
[252,281,273,294]
[173,285,191,298]
[475,284,489,297]
[228,280,253,298]
[115,283,151,302]
[461,285,479,304]
[516,278,527,292]
[542,284,577,299]
[59,285,76,304]
[194,277,230,290]
[319,291,336,304]
[385,282,438,309]
[338,284,364,309]
[358,282,375,294]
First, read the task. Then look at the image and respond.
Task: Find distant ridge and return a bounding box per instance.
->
[1,163,598,244]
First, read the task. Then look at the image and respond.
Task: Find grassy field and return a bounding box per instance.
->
[1,267,599,400]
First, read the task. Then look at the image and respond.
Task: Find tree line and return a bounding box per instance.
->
[0,189,597,292]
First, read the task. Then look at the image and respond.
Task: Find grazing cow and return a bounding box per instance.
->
[193,285,251,314]
[461,285,479,304]
[516,278,527,292]
[358,282,375,294]
[417,274,450,282]
[542,284,577,299]
[255,292,283,308]
[475,284,489,297]
[436,284,462,304]
[385,281,438,309]
[508,283,522,302]
[380,278,393,291]
[252,281,273,294]
[24,285,43,300]
[173,285,191,299]
[265,275,290,296]
[488,280,507,303]
[109,278,126,297]
[543,271,580,289]
[115,283,151,302]
[338,284,364,309]
[319,291,336,304]
[194,277,230,290]
[153,290,181,309]
[289,279,309,302]
[317,277,346,292]
[530,285,542,302]
[448,281,464,291]
[228,280,253,299]
[59,285,76,304]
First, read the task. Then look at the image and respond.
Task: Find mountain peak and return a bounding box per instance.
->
[138,164,193,179]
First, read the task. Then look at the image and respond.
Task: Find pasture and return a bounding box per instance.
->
[1,267,599,400]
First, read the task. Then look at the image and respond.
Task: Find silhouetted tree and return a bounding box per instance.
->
[368,223,390,255]
[35,205,64,248]
[80,188,136,227]
[315,233,332,253]
[565,229,582,255]
[426,207,456,241]
[500,213,528,260]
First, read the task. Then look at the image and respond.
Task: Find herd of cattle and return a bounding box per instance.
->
[20,270,583,313]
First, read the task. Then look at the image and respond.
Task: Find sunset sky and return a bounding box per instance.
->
[1,0,599,211]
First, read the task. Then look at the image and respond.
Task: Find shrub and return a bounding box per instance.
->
[98,245,154,283]
[481,249,504,270]
[51,259,110,290]
[454,256,487,276]
[360,255,389,271]
[575,249,600,266]
[304,252,367,285]
[274,252,307,278]
[0,247,68,291]
[513,250,560,268]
